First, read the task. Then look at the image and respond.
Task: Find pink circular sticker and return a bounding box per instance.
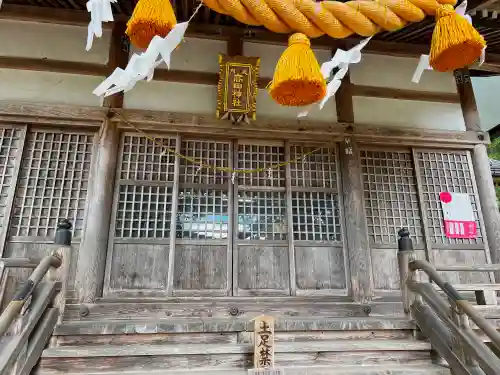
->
[440,192,452,203]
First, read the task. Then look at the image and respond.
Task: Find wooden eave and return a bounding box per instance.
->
[2,1,500,73]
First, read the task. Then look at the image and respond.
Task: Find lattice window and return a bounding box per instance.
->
[237,191,287,240]
[237,144,285,187]
[360,150,424,245]
[9,131,93,239]
[177,189,229,239]
[0,128,23,231]
[289,145,341,243]
[290,146,337,188]
[179,140,230,185]
[176,140,230,240]
[120,134,176,182]
[416,150,483,245]
[114,134,177,239]
[115,185,173,238]
[291,191,341,242]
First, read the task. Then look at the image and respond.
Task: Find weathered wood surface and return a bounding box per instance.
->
[2,242,80,309]
[372,249,426,291]
[19,308,59,375]
[76,119,118,303]
[54,316,415,335]
[340,138,372,303]
[36,340,435,375]
[53,328,414,347]
[63,300,402,320]
[471,144,500,280]
[0,102,488,146]
[108,243,169,292]
[41,340,432,357]
[237,245,290,296]
[0,282,58,373]
[54,316,415,336]
[33,365,451,375]
[173,244,228,295]
[294,246,347,292]
[455,69,481,133]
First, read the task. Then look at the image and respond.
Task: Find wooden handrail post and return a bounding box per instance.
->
[47,219,72,325]
[398,228,415,315]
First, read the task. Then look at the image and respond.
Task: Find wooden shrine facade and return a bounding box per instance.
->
[1,3,500,307]
[0,104,497,306]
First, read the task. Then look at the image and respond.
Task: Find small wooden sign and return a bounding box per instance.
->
[216,55,260,123]
[248,316,284,375]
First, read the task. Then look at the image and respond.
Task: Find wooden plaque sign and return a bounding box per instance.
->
[216,55,260,123]
[248,316,284,375]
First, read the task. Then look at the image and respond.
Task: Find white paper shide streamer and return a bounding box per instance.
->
[86,0,116,51]
[298,37,371,118]
[412,0,485,83]
[93,3,203,98]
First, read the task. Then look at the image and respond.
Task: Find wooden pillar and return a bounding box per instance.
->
[76,119,119,303]
[335,66,373,303]
[455,69,500,267]
[75,22,128,303]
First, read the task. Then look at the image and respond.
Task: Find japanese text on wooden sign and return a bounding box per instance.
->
[254,316,275,368]
[216,55,260,122]
[440,192,477,239]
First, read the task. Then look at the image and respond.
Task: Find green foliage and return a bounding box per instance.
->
[488,137,500,161]
[488,138,500,207]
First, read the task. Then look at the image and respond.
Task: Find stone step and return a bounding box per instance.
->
[37,365,451,375]
[37,340,435,374]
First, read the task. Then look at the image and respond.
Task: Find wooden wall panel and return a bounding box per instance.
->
[123,81,216,113]
[433,249,489,284]
[109,243,169,292]
[353,97,465,131]
[294,246,346,293]
[237,245,290,296]
[350,54,457,94]
[132,37,226,74]
[371,248,426,291]
[173,244,228,296]
[2,242,80,307]
[0,70,104,107]
[0,20,110,64]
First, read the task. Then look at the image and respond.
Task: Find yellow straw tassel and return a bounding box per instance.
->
[268,33,326,107]
[126,0,177,49]
[430,4,486,72]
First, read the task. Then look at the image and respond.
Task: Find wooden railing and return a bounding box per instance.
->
[0,220,72,375]
[397,228,500,375]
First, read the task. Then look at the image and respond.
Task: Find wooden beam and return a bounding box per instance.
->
[104,21,130,108]
[335,69,354,123]
[0,4,125,26]
[0,101,488,147]
[76,118,119,304]
[3,4,500,73]
[0,55,465,104]
[455,67,500,285]
[0,56,108,76]
[454,69,481,131]
[352,85,461,103]
[227,35,243,56]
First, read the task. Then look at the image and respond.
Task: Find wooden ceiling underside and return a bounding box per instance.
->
[3,0,500,53]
